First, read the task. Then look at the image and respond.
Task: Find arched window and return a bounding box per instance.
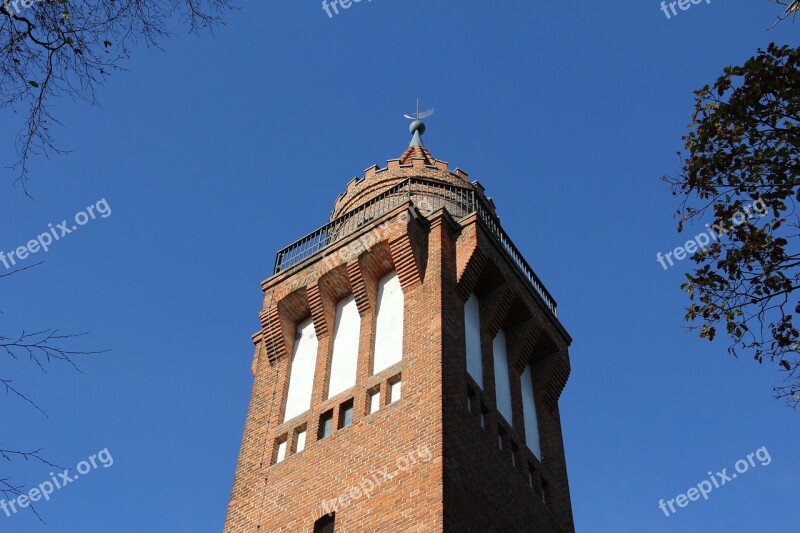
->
[521,364,541,459]
[464,294,483,388]
[328,295,361,398]
[284,319,319,422]
[373,271,404,374]
[492,330,513,424]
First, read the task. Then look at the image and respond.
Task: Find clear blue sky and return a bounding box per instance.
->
[1,1,798,531]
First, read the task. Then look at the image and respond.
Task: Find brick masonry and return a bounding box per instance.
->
[224,156,574,533]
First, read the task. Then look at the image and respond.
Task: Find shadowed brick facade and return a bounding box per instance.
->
[225,131,574,532]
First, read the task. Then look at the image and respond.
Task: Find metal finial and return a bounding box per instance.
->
[403,99,434,147]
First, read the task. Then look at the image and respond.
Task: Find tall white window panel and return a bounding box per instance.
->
[328,296,361,399]
[521,365,541,459]
[283,319,319,422]
[464,294,483,388]
[492,330,513,424]
[373,272,404,374]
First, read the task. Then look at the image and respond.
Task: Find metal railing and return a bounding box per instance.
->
[273,177,558,318]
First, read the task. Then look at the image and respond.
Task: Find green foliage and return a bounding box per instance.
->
[666,43,800,408]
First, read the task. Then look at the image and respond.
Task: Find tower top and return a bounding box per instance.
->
[403,99,434,147]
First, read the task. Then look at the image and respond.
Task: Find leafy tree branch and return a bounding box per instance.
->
[665,43,800,408]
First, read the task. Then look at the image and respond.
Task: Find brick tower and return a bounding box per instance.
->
[225,110,575,532]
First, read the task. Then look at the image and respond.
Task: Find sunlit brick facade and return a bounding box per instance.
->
[225,121,575,532]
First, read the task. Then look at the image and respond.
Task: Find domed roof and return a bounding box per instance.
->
[330,112,480,220]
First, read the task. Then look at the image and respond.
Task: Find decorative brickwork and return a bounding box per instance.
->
[225,145,574,532]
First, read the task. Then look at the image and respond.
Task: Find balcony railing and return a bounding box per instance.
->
[273,177,558,318]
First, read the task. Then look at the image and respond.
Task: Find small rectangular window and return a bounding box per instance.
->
[498,426,506,452]
[275,440,287,464]
[480,403,488,430]
[339,400,354,429]
[369,390,381,414]
[296,430,306,453]
[318,410,334,440]
[389,379,402,403]
[511,443,519,468]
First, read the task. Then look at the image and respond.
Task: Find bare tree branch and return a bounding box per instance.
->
[0,260,44,280]
[0,0,233,196]
[0,262,107,520]
[0,446,61,523]
[767,0,800,29]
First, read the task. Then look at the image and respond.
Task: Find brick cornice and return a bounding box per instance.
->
[389,237,421,292]
[306,283,329,338]
[260,306,286,364]
[456,247,487,301]
[481,286,515,339]
[539,348,572,410]
[388,209,429,292]
[507,317,545,374]
[346,261,370,316]
[471,214,572,346]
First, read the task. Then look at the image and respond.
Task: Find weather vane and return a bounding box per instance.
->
[404,99,434,146]
[404,99,435,122]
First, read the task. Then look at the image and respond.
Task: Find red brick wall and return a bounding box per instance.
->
[225,173,574,532]
[442,212,574,532]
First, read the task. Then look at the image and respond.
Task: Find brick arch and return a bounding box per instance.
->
[272,287,313,363]
[310,505,335,525]
[259,284,312,365]
[346,261,370,317]
[317,265,355,331]
[510,304,562,362]
[457,249,506,305]
[541,350,571,409]
[356,241,401,374]
[388,210,427,292]
[306,283,329,339]
[260,305,285,364]
[533,323,572,410]
[356,241,397,307]
[507,317,547,375]
[506,315,571,412]
[456,247,487,301]
[469,256,569,414]
[480,286,515,340]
